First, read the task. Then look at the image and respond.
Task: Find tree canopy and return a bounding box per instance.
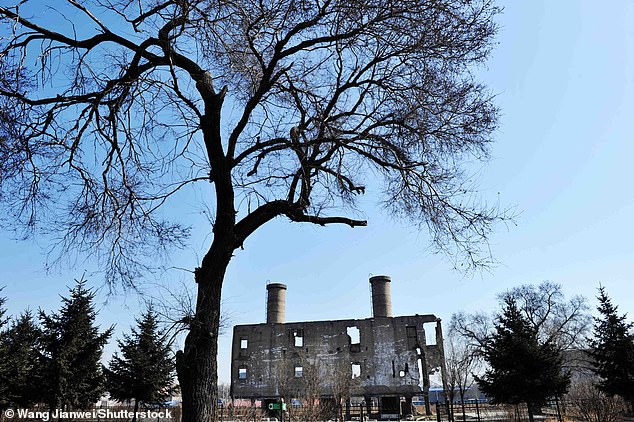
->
[105,305,177,416]
[0,312,42,409]
[0,293,6,329]
[475,297,570,422]
[39,280,113,411]
[452,281,590,358]
[0,293,10,410]
[0,1,505,420]
[0,0,503,279]
[589,287,634,411]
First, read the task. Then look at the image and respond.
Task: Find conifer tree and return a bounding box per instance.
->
[0,312,43,408]
[0,292,8,410]
[0,292,6,328]
[589,287,634,412]
[476,297,570,422]
[105,305,176,419]
[39,280,113,411]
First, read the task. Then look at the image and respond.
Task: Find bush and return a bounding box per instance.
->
[565,378,627,422]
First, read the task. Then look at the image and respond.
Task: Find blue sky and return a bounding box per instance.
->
[2,0,634,384]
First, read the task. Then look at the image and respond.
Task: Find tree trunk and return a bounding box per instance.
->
[176,81,236,422]
[133,399,139,422]
[526,402,534,422]
[176,247,231,422]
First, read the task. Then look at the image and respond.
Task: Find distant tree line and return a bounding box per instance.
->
[449,282,634,422]
[0,280,177,415]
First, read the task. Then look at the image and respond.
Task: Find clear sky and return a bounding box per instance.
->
[1,0,634,384]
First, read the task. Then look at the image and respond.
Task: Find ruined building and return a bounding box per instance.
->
[230,276,448,418]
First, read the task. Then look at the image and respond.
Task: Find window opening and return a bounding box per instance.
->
[238,367,247,379]
[417,358,425,388]
[295,366,303,377]
[423,323,437,346]
[293,330,304,347]
[240,338,248,349]
[406,326,417,338]
[352,363,361,379]
[406,326,418,349]
[347,326,360,344]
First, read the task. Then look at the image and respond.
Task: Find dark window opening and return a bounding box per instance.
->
[406,326,418,349]
[406,326,417,338]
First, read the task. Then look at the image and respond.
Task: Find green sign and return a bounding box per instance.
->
[268,403,287,410]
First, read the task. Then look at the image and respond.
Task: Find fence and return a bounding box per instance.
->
[220,399,631,422]
[436,398,633,422]
[56,399,626,422]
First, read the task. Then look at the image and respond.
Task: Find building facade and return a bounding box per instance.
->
[230,276,448,417]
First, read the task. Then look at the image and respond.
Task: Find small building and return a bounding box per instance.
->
[230,276,448,419]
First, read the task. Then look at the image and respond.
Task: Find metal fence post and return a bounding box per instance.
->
[436,402,442,422]
[475,400,480,422]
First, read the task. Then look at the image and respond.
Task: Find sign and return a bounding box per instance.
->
[268,403,287,410]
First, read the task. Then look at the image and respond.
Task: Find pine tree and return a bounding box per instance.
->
[589,287,634,412]
[105,305,176,420]
[0,292,6,328]
[0,292,8,411]
[476,297,570,422]
[39,280,113,411]
[0,312,43,408]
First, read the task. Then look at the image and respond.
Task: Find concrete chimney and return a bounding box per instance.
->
[369,275,393,317]
[266,283,287,324]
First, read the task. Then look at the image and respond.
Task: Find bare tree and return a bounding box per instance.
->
[452,282,590,359]
[0,1,504,421]
[451,311,493,353]
[565,377,627,422]
[445,330,480,422]
[297,358,322,422]
[273,352,322,422]
[328,359,361,421]
[505,282,590,352]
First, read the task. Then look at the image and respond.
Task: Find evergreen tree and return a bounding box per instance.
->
[589,287,634,412]
[475,297,570,422]
[39,280,113,411]
[105,305,176,419]
[0,291,6,328]
[0,292,8,410]
[0,312,43,408]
